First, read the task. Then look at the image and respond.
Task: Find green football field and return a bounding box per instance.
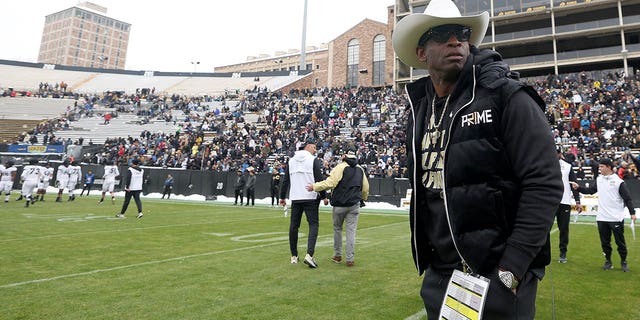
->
[1,195,638,319]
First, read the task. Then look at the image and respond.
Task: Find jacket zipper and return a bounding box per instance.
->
[442,65,478,274]
[405,85,422,273]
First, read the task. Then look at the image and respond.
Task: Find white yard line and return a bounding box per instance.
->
[1,221,404,288]
[0,241,283,288]
[404,309,426,320]
[0,216,280,242]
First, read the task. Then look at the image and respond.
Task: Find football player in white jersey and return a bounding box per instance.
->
[55,160,70,202]
[36,162,55,202]
[66,161,82,201]
[21,159,44,207]
[0,160,17,202]
[99,159,120,205]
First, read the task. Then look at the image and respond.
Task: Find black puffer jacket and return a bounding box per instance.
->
[405,47,563,280]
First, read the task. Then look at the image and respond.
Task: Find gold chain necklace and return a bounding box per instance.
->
[428,95,450,145]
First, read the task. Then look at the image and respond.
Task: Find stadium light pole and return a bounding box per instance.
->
[299,0,308,71]
[98,55,108,69]
[621,49,629,77]
[191,61,200,73]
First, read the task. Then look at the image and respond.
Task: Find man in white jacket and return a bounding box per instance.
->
[556,149,581,263]
[280,139,327,268]
[571,158,636,272]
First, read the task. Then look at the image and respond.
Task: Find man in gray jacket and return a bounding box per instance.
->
[245,167,256,206]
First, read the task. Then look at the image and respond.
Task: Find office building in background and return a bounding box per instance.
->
[37,2,131,70]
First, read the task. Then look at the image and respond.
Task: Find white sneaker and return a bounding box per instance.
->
[303,254,317,268]
[137,212,143,219]
[115,214,125,218]
[291,256,298,264]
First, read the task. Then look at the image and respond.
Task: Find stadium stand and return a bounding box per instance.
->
[1,60,640,183]
[0,64,96,93]
[74,73,187,95]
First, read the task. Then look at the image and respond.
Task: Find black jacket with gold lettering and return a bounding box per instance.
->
[404,47,563,280]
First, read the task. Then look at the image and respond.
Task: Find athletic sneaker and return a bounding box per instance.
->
[331,256,342,263]
[137,212,143,219]
[115,213,125,218]
[602,260,613,270]
[621,261,629,272]
[559,254,567,264]
[290,256,298,264]
[346,261,355,267]
[304,254,317,268]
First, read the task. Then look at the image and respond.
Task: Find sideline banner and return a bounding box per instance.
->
[7,144,64,153]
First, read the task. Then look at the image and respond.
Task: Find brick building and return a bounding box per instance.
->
[38,2,131,70]
[215,6,395,90]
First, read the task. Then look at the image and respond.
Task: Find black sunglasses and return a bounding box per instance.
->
[418,24,472,46]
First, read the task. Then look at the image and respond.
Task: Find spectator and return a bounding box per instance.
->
[161,174,174,199]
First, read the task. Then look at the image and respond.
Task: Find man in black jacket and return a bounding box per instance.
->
[270,170,281,207]
[392,0,563,318]
[233,169,246,205]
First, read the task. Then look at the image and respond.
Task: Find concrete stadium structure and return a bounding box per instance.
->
[395,0,640,89]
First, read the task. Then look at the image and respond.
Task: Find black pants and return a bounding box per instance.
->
[161,186,172,199]
[597,220,628,262]
[245,187,255,205]
[289,200,320,257]
[421,267,539,320]
[80,184,93,196]
[271,188,279,206]
[120,190,142,215]
[555,203,571,255]
[234,189,243,204]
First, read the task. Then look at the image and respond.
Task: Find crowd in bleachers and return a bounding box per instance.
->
[88,86,410,179]
[532,70,640,179]
[6,70,640,180]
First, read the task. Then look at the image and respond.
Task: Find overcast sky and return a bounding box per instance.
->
[0,0,393,72]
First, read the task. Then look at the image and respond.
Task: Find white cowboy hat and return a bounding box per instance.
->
[392,0,489,69]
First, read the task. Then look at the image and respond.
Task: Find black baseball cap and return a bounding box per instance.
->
[599,158,614,169]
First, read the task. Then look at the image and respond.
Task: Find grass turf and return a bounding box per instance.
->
[0,195,638,319]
